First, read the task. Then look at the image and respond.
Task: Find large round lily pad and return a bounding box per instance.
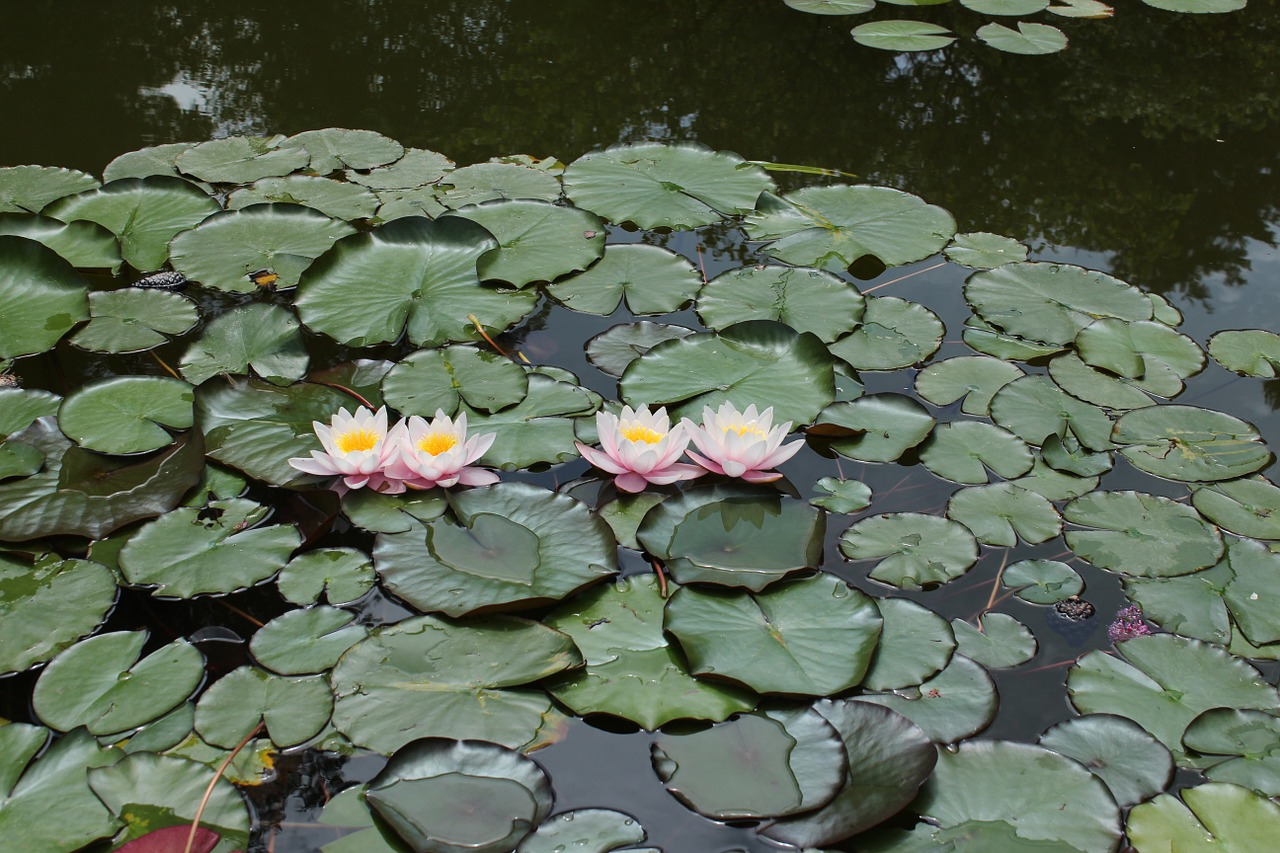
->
[58,376,194,455]
[227,175,381,220]
[70,288,198,354]
[918,420,1033,484]
[0,235,89,359]
[0,165,99,213]
[812,394,935,463]
[195,665,332,748]
[381,345,529,417]
[914,355,1024,416]
[0,213,121,271]
[1191,476,1280,540]
[1112,404,1271,482]
[1208,329,1280,378]
[444,199,605,288]
[946,482,1062,546]
[548,244,701,316]
[855,654,998,744]
[840,512,979,589]
[179,303,309,386]
[1063,490,1223,578]
[1040,714,1174,808]
[696,265,865,343]
[464,372,601,470]
[282,127,405,173]
[1127,782,1280,853]
[250,605,369,674]
[0,553,117,675]
[860,597,956,691]
[176,134,311,183]
[827,296,944,371]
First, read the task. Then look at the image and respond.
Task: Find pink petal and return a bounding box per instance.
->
[614,471,650,493]
[577,442,629,475]
[456,467,501,486]
[741,469,785,483]
[644,463,705,485]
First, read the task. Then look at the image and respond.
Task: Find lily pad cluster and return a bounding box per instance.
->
[2,130,1279,852]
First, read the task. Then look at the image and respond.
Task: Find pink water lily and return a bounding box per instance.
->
[683,402,803,483]
[288,405,402,493]
[382,409,499,490]
[575,404,703,493]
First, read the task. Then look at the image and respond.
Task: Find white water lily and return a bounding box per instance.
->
[575,404,702,493]
[288,405,402,492]
[383,409,499,490]
[683,402,803,483]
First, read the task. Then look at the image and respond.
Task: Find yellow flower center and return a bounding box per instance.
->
[335,427,379,454]
[418,431,460,456]
[725,424,767,439]
[621,423,664,444]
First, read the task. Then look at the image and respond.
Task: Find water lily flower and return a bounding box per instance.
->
[288,405,401,493]
[575,405,703,493]
[383,409,499,490]
[683,403,803,483]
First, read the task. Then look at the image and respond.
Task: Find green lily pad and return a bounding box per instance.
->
[87,752,250,853]
[0,165,99,213]
[1122,564,1232,644]
[1218,535,1280,645]
[0,417,203,541]
[43,177,220,271]
[812,394,935,463]
[1068,634,1280,760]
[919,421,1033,484]
[176,134,311,183]
[1076,317,1204,391]
[1040,714,1174,808]
[1183,708,1280,794]
[436,162,562,208]
[1208,329,1280,378]
[277,546,377,605]
[381,345,529,417]
[340,489,448,534]
[620,321,835,426]
[596,492,668,550]
[374,483,616,616]
[282,127,405,173]
[861,597,956,691]
[0,726,122,852]
[1112,404,1271,482]
[697,265,865,343]
[914,356,1024,416]
[250,605,369,674]
[965,262,1152,346]
[1048,0,1116,16]
[70,288,198,354]
[976,21,1069,54]
[367,739,553,853]
[1127,782,1280,853]
[346,147,454,190]
[1192,476,1280,540]
[810,477,873,514]
[785,0,876,13]
[102,143,198,182]
[946,482,1062,546]
[544,575,758,730]
[851,21,957,51]
[585,321,695,378]
[664,574,882,695]
[195,665,332,748]
[828,296,943,370]
[0,388,61,435]
[745,185,955,270]
[0,213,121,270]
[840,512,979,589]
[228,175,381,220]
[855,655,999,744]
[444,199,604,288]
[0,235,89,359]
[296,215,538,347]
[0,553,117,675]
[330,613,582,753]
[563,142,772,230]
[58,376,193,455]
[951,614,1037,669]
[962,314,1067,361]
[548,244,700,317]
[465,372,601,470]
[180,303,309,386]
[33,631,203,735]
[944,232,1029,269]
[316,787,405,853]
[1009,457,1100,501]
[989,374,1117,451]
[1141,0,1245,10]
[1064,490,1223,577]
[653,708,846,820]
[1048,352,1159,410]
[170,203,355,292]
[118,497,301,597]
[1002,559,1083,605]
[516,809,655,853]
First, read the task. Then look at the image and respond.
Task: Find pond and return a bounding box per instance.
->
[1,2,1279,852]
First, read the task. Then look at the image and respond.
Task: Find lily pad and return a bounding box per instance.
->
[855,655,999,744]
[436,161,562,208]
[786,0,876,12]
[195,665,332,748]
[620,321,835,426]
[1064,490,1223,577]
[585,321,695,378]
[169,203,355,292]
[664,574,883,695]
[0,165,99,213]
[1040,714,1174,808]
[812,394,935,463]
[102,143,198,182]
[946,482,1062,546]
[0,213,121,270]
[250,605,369,674]
[860,597,957,691]
[810,477,873,514]
[697,265,865,343]
[296,215,539,347]
[828,296,944,370]
[181,303,309,386]
[43,177,220,271]
[516,809,655,853]
[919,420,1033,484]
[0,235,89,359]
[176,134,311,183]
[851,21,957,51]
[340,489,448,534]
[1208,329,1280,378]
[1048,352,1158,410]
[1075,317,1204,393]
[0,388,61,435]
[652,708,846,820]
[71,288,199,354]
[1002,558,1083,605]
[950,614,1037,669]
[228,175,381,220]
[0,553,117,675]
[444,199,605,288]
[962,314,1067,361]
[944,231,1029,269]
[117,497,301,597]
[373,483,616,616]
[1141,0,1245,10]
[58,376,194,455]
[914,355,1024,416]
[1182,708,1280,794]
[381,345,529,417]
[330,613,582,753]
[282,128,405,173]
[745,185,955,270]
[276,546,377,605]
[840,512,979,589]
[1127,782,1280,853]
[1192,476,1280,540]
[1112,404,1271,482]
[976,21,1069,54]
[366,738,553,853]
[465,372,601,469]
[989,374,1117,451]
[346,147,454,190]
[563,142,772,230]
[544,575,758,730]
[33,631,204,735]
[549,244,701,316]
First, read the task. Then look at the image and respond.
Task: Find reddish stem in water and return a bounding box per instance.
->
[651,558,669,598]
[313,381,374,410]
[184,722,264,853]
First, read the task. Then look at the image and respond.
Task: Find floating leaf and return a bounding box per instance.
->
[919,421,1033,484]
[585,321,695,378]
[989,374,1116,450]
[0,213,121,270]
[177,134,311,183]
[976,21,1069,54]
[0,235,89,359]
[1076,318,1204,390]
[861,598,956,691]
[0,165,99,213]
[944,231,1028,269]
[282,127,405,173]
[1002,558,1083,604]
[813,394,935,463]
[1039,714,1174,808]
[855,655,998,744]
[828,296,943,370]
[563,142,772,230]
[437,162,562,208]
[465,372,601,469]
[1048,352,1158,410]
[946,482,1062,546]
[785,0,876,12]
[346,147,454,190]
[250,605,369,674]
[1064,490,1222,578]
[840,512,979,589]
[276,547,376,605]
[1127,782,1280,853]
[180,303,309,386]
[0,388,61,436]
[228,174,381,220]
[0,553,117,675]
[340,489,448,534]
[851,21,957,51]
[746,185,955,270]
[71,288,198,354]
[914,355,1024,416]
[1112,404,1271,482]
[810,477,873,514]
[1208,329,1280,378]
[1183,708,1280,794]
[1141,0,1245,10]
[549,244,701,316]
[951,614,1037,669]
[381,345,528,417]
[962,314,1067,361]
[1192,476,1280,540]
[664,574,882,695]
[697,265,864,343]
[58,376,193,455]
[444,199,604,288]
[195,665,332,748]
[103,143,198,182]
[516,809,655,853]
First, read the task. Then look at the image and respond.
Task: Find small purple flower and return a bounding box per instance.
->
[1108,604,1152,644]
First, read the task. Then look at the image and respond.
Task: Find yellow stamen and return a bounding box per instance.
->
[621,423,665,444]
[335,428,379,454]
[725,424,767,439]
[418,431,460,456]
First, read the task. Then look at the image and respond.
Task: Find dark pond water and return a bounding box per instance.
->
[1,2,1279,852]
